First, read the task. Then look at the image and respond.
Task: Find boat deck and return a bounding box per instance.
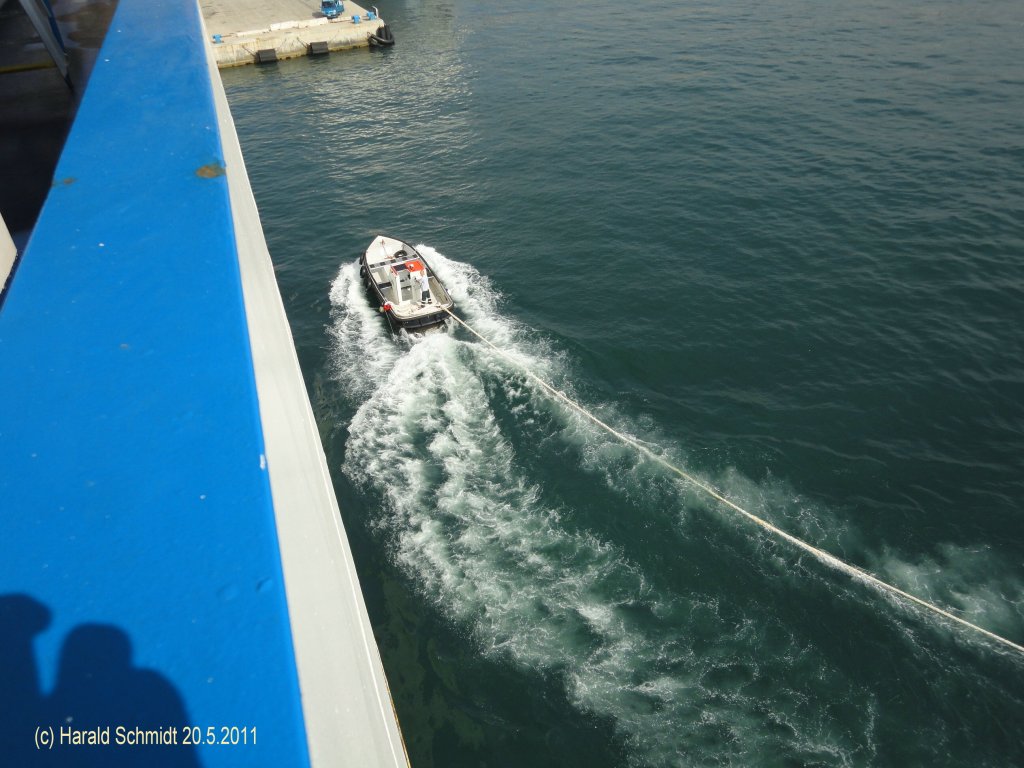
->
[363,237,454,327]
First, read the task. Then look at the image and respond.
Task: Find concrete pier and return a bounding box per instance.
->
[200,0,385,67]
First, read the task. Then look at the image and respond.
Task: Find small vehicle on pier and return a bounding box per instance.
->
[321,0,343,19]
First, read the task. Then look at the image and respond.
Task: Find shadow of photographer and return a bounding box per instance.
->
[1,593,200,767]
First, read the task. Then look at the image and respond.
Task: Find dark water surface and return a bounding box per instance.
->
[221,1,1024,764]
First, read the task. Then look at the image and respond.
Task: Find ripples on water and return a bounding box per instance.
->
[223,0,1024,764]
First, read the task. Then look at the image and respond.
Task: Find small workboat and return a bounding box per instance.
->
[360,235,455,331]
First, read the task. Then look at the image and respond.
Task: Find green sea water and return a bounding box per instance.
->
[220,0,1024,764]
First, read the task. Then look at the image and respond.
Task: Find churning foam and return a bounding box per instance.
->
[327,249,1018,764]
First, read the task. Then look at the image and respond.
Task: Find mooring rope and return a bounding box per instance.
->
[442,307,1024,656]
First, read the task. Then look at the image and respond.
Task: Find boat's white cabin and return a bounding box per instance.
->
[364,236,451,320]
